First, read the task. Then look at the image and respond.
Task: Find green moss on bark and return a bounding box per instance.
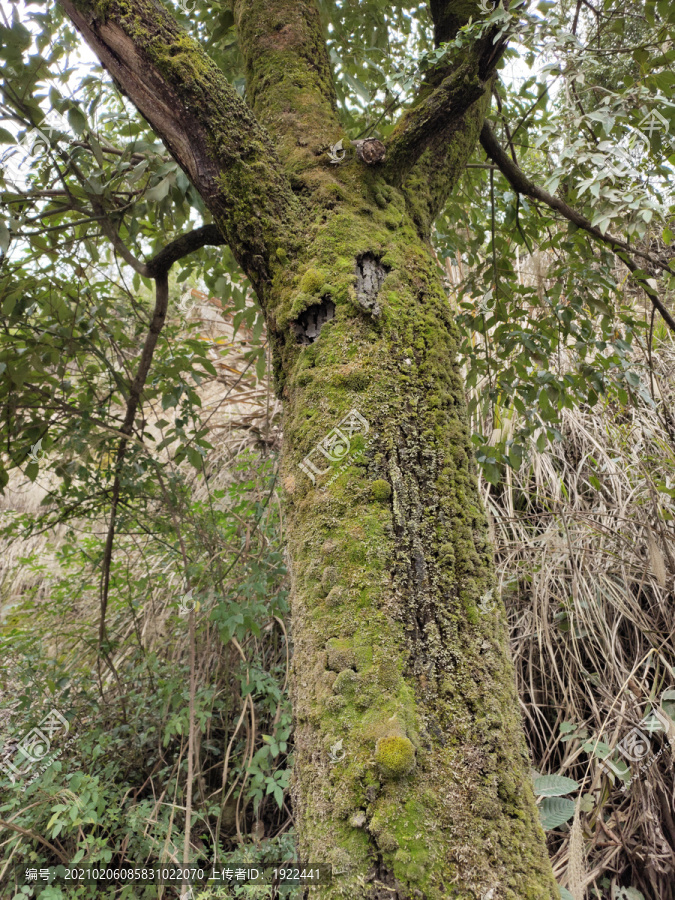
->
[280,182,559,897]
[375,736,416,779]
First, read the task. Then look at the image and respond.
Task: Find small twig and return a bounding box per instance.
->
[0,819,69,864]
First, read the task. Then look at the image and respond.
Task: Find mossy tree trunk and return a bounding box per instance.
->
[60,0,559,896]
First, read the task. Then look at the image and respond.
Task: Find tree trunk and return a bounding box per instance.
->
[59,0,559,896]
[276,186,557,899]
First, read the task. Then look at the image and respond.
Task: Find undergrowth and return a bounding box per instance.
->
[0,451,297,900]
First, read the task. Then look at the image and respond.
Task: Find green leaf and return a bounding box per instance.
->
[539,797,576,830]
[0,221,9,254]
[25,461,39,481]
[661,689,675,719]
[145,174,172,202]
[614,889,646,900]
[67,107,87,135]
[533,775,579,797]
[578,793,595,813]
[582,739,612,759]
[161,392,178,410]
[343,71,372,103]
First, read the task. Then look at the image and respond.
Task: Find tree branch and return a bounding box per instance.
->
[393,1,508,228]
[96,221,226,648]
[145,224,226,278]
[58,0,299,301]
[0,819,70,864]
[480,121,675,334]
[98,272,169,650]
[232,0,340,161]
[384,59,486,185]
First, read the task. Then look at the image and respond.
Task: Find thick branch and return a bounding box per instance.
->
[233,0,340,161]
[401,85,493,235]
[480,121,675,334]
[389,2,507,210]
[385,60,486,185]
[58,0,299,301]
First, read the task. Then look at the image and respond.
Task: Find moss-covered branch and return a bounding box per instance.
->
[59,0,300,302]
[386,3,506,215]
[397,1,505,233]
[401,86,492,236]
[384,59,486,187]
[233,0,341,167]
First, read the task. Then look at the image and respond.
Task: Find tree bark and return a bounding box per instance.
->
[58,0,559,896]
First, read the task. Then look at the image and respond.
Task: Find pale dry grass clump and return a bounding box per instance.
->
[479,341,675,899]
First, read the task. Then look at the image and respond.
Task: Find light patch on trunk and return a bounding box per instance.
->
[355,253,388,317]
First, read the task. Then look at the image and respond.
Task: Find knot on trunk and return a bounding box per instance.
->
[353,138,386,165]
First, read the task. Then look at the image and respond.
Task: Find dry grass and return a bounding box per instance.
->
[479,340,675,899]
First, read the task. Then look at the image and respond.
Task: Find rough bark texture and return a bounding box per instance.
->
[275,169,557,900]
[60,1,559,897]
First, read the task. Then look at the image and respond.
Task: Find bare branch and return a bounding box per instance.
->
[145,224,226,278]
[0,819,70,864]
[480,121,675,335]
[99,271,169,648]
